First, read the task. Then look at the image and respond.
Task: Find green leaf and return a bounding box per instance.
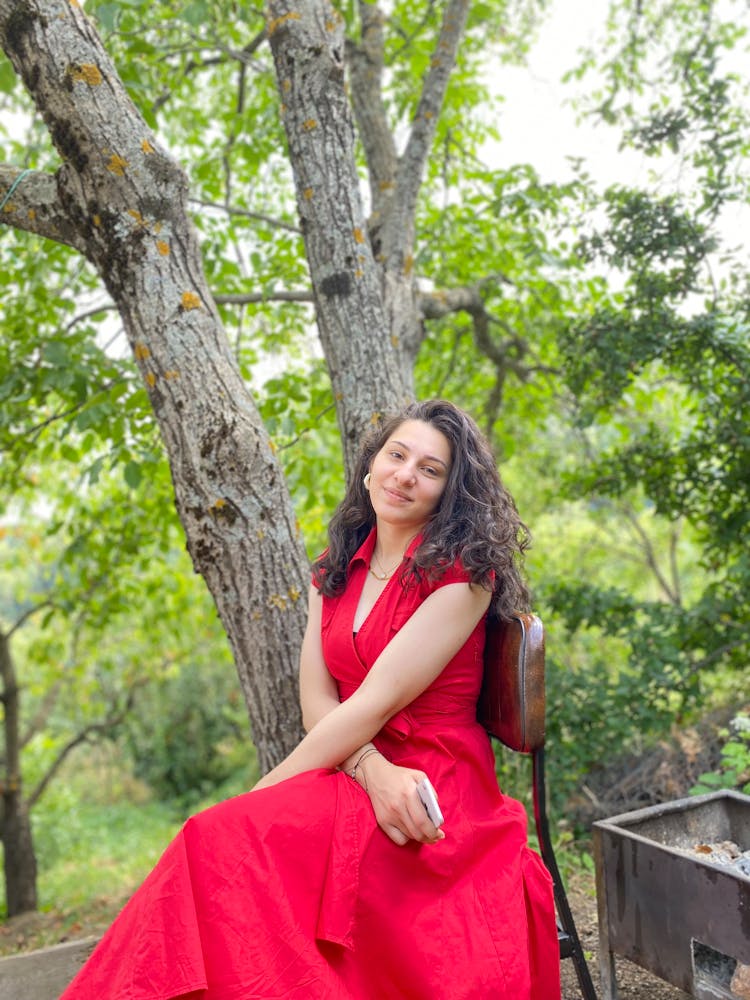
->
[180,1,209,25]
[123,461,143,489]
[92,4,120,31]
[42,341,69,366]
[0,58,18,95]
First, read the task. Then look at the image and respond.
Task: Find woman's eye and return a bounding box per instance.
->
[423,467,438,477]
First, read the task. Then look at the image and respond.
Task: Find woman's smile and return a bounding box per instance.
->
[383,486,412,503]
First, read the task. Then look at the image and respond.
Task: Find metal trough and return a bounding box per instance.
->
[593,789,750,999]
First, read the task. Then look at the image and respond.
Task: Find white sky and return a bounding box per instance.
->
[486,1,644,184]
[485,0,750,256]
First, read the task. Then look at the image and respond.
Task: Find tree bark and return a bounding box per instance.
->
[0,0,307,773]
[348,0,472,371]
[0,631,38,916]
[266,0,413,476]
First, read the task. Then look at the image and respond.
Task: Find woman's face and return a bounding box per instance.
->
[368,419,452,532]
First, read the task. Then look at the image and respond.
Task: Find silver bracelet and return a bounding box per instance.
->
[349,747,380,783]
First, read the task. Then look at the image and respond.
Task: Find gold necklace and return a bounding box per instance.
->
[368,550,401,581]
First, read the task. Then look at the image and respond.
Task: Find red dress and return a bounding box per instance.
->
[61,530,561,999]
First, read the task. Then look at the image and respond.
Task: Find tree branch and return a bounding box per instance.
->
[27,683,143,810]
[381,0,471,268]
[622,505,682,606]
[5,600,55,641]
[63,301,118,333]
[419,282,525,366]
[419,283,491,320]
[19,679,61,752]
[0,165,88,253]
[669,526,682,605]
[346,3,397,229]
[15,377,125,447]
[276,402,336,450]
[151,28,269,116]
[215,289,314,306]
[189,197,301,234]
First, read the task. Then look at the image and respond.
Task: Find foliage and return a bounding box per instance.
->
[16,744,257,921]
[690,713,750,796]
[533,0,750,781]
[257,362,343,558]
[1,462,243,822]
[414,162,585,447]
[123,652,254,805]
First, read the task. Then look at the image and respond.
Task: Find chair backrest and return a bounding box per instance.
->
[478,615,601,999]
[477,612,546,753]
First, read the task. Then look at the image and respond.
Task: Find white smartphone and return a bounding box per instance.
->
[416,777,444,828]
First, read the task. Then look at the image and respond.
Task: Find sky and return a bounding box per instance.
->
[486,1,643,185]
[486,0,750,254]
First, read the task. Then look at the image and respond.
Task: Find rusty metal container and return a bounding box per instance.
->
[593,789,750,999]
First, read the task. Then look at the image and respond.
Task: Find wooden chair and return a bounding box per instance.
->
[478,612,599,1000]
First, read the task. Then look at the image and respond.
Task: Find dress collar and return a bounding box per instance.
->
[349,527,377,568]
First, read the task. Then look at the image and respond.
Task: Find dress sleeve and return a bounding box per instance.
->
[310,548,329,591]
[418,558,471,599]
[419,559,495,599]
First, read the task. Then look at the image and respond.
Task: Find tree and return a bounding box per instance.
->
[6,0,745,917]
[533,0,750,809]
[0,0,311,779]
[1,0,556,911]
[0,0,550,766]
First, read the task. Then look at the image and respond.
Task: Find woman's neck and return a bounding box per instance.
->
[373,521,423,564]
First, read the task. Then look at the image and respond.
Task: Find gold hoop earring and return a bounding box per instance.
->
[363,473,371,490]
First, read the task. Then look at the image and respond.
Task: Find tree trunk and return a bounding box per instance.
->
[267,0,413,476]
[0,0,306,772]
[0,0,474,766]
[1,800,37,917]
[0,631,38,915]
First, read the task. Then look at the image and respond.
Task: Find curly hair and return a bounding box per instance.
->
[312,399,531,621]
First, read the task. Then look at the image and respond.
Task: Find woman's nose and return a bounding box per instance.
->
[395,465,417,485]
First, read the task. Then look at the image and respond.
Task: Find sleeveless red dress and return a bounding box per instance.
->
[61,530,561,999]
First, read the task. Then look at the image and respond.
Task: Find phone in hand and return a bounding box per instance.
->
[416,777,444,828]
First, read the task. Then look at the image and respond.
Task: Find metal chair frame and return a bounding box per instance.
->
[478,613,598,1000]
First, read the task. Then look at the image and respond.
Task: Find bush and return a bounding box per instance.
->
[123,663,253,804]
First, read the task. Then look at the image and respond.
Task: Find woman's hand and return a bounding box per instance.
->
[358,753,445,847]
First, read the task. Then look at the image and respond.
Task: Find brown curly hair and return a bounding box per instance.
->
[312,400,531,621]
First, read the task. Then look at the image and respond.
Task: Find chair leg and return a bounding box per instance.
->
[532,748,599,1000]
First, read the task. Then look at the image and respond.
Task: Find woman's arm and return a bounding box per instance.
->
[297,584,384,791]
[298,583,340,732]
[254,580,490,798]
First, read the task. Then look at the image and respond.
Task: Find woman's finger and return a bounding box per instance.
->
[383,823,409,846]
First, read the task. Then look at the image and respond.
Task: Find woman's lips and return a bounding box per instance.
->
[384,486,411,502]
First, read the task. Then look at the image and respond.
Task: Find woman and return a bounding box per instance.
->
[61,399,561,1000]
